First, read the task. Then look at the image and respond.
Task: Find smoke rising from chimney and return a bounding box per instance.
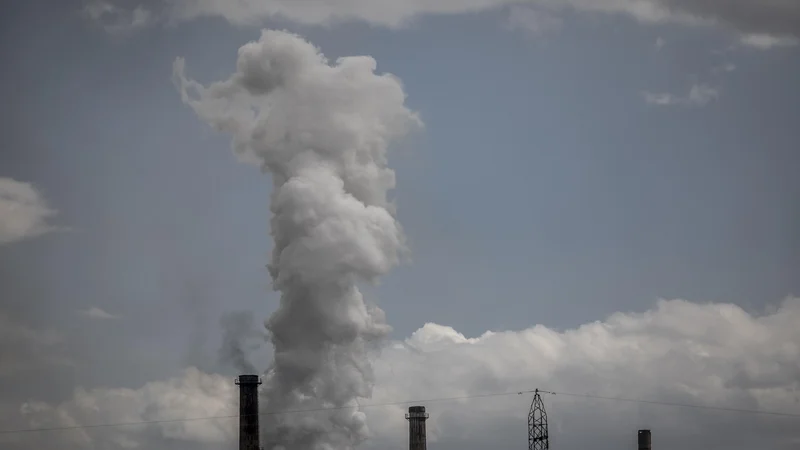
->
[219,311,265,374]
[173,29,421,449]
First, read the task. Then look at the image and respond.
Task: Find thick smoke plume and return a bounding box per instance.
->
[173,30,421,449]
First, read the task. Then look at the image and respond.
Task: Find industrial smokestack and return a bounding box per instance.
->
[638,429,652,450]
[406,406,429,450]
[236,375,262,450]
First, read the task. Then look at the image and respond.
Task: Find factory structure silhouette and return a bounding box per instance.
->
[236,375,262,450]
[236,375,653,450]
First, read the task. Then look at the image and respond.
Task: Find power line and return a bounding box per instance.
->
[546,391,800,419]
[1,388,798,436]
[0,390,536,435]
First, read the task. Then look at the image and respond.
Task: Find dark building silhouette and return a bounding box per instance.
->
[638,429,652,450]
[236,375,262,450]
[406,406,429,450]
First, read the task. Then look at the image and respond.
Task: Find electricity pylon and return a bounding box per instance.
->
[528,389,549,450]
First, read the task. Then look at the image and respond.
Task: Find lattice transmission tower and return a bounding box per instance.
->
[528,389,549,450]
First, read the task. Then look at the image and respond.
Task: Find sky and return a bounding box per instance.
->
[0,0,799,449]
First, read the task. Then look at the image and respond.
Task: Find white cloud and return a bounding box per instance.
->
[0,177,58,245]
[84,0,800,38]
[687,84,720,104]
[0,312,73,377]
[79,307,121,320]
[506,6,563,37]
[740,33,799,50]
[643,84,720,107]
[12,297,800,449]
[16,368,236,450]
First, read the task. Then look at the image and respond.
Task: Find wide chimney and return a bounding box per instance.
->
[236,375,262,450]
[406,406,429,450]
[638,429,652,450]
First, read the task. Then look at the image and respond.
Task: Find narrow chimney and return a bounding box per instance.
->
[638,429,652,450]
[406,406,429,450]
[236,375,262,450]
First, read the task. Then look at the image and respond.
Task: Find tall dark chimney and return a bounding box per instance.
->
[236,375,262,450]
[638,429,652,450]
[406,406,429,450]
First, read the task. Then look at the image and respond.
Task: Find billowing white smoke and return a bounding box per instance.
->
[173,30,421,449]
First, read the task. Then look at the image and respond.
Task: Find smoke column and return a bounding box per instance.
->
[173,30,421,449]
[219,311,265,374]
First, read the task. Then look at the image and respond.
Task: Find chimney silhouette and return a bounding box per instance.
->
[406,406,429,450]
[236,375,262,450]
[638,429,652,450]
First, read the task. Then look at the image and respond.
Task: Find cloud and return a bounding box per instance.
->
[84,0,800,39]
[740,33,799,50]
[84,0,154,34]
[79,307,121,320]
[15,368,236,450]
[506,6,563,37]
[643,84,720,107]
[0,177,58,245]
[712,62,737,74]
[655,36,666,50]
[12,297,800,449]
[657,0,800,39]
[0,312,73,377]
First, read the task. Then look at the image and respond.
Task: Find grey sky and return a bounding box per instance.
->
[0,0,798,449]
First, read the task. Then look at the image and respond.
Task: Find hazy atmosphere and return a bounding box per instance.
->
[1,0,799,449]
